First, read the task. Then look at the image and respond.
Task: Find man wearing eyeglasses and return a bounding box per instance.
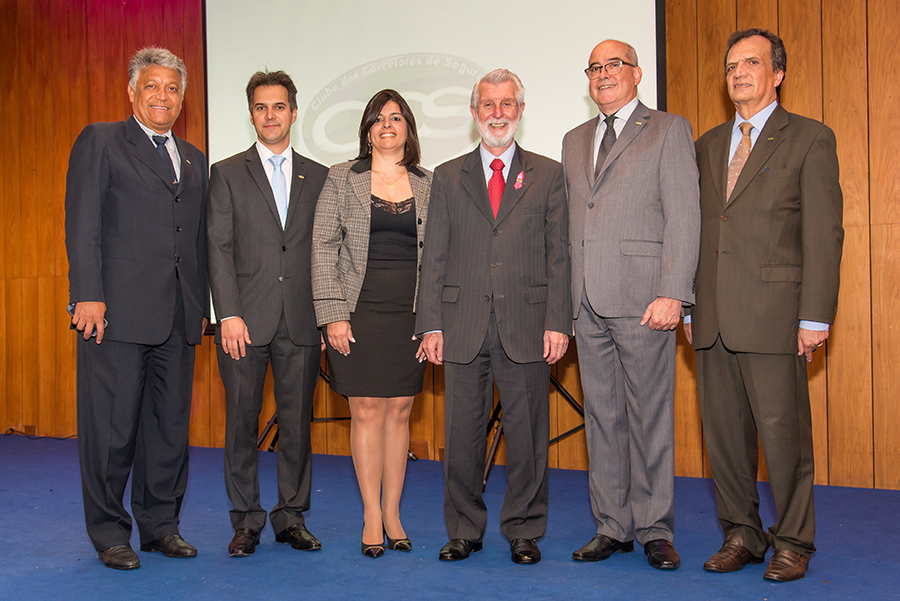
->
[561,39,699,570]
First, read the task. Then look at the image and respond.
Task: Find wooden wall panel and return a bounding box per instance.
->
[872,225,900,489]
[2,0,899,492]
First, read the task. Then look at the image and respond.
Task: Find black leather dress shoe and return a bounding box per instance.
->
[99,544,140,570]
[275,524,321,551]
[572,534,634,562]
[703,533,765,572]
[228,528,260,557]
[438,539,483,561]
[510,538,541,564]
[140,534,197,558]
[644,539,680,569]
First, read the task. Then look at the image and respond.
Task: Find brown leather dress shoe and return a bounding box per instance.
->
[99,544,140,570]
[764,549,810,582]
[572,534,634,562]
[438,539,483,561]
[275,524,321,551]
[510,538,541,564]
[140,534,197,558]
[228,528,260,557]
[644,539,681,569]
[703,533,765,572]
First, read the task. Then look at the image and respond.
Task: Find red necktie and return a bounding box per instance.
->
[489,158,505,218]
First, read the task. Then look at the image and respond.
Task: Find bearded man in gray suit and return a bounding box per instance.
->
[417,69,571,565]
[561,39,700,570]
[207,71,328,558]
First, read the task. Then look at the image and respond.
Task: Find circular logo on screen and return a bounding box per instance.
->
[302,54,484,168]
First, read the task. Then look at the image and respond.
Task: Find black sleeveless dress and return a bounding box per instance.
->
[325,196,426,397]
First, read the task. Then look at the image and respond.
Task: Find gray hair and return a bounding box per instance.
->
[128,47,187,92]
[470,69,526,110]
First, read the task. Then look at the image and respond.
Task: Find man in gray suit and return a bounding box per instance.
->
[417,69,571,565]
[207,70,328,557]
[561,40,700,569]
[687,29,843,582]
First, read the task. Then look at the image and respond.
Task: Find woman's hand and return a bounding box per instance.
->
[326,320,355,355]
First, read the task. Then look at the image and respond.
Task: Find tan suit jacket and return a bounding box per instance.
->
[691,105,843,353]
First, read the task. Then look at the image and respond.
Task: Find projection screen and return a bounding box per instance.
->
[205,0,665,170]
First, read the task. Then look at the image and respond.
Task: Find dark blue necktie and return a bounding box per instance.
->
[152,135,177,184]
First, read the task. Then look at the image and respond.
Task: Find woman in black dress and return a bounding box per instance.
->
[311,90,431,558]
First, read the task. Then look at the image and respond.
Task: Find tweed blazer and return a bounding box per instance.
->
[311,158,432,326]
[689,105,843,354]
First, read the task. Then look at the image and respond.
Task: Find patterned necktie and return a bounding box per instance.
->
[726,122,753,202]
[152,135,176,184]
[488,158,505,218]
[269,155,287,228]
[594,114,617,178]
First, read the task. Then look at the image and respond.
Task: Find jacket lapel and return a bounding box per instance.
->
[348,162,372,220]
[582,117,598,184]
[728,105,788,204]
[707,123,731,207]
[125,116,177,192]
[461,147,495,223]
[283,150,307,230]
[494,146,531,224]
[245,146,282,226]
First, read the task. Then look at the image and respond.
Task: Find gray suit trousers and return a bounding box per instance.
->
[575,287,675,544]
[219,313,319,534]
[443,311,550,542]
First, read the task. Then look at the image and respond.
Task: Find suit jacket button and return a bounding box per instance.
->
[175,255,181,263]
[490,261,500,268]
[417,218,422,224]
[279,276,283,282]
[419,241,424,247]
[484,295,491,301]
[587,202,594,209]
[175,196,181,203]
[175,226,182,232]
[714,251,719,257]
[721,214,728,221]
[282,245,287,251]
[493,228,499,236]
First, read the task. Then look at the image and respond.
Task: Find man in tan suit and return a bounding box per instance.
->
[686,29,843,582]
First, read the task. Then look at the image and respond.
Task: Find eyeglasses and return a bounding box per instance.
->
[584,60,636,79]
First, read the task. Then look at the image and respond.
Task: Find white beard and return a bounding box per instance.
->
[477,117,519,149]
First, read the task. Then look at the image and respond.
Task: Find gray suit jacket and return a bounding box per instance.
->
[690,105,843,354]
[311,158,432,327]
[415,145,571,364]
[207,146,328,347]
[562,101,700,318]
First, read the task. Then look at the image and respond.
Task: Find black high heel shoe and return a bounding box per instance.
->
[361,524,385,558]
[384,526,412,552]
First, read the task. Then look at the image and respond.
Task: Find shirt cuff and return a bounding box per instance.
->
[799,320,829,331]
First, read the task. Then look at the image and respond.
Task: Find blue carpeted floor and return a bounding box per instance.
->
[1,434,898,600]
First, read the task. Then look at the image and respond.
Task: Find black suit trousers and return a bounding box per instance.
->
[77,283,194,551]
[218,313,319,534]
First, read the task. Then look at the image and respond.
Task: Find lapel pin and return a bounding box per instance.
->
[767,137,774,141]
[298,174,304,179]
[514,171,525,190]
[635,121,642,125]
[186,159,191,165]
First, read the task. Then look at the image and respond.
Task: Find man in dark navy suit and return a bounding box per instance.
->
[65,47,208,570]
